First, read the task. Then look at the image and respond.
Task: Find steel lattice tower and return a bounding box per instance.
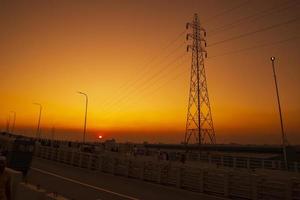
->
[184,14,216,146]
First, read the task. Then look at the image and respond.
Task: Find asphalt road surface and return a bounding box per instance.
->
[27,158,225,200]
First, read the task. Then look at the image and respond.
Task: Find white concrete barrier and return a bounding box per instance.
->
[5,168,22,200]
[34,145,300,200]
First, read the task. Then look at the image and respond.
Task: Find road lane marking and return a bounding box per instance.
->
[31,167,140,200]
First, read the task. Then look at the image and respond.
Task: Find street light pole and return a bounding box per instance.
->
[270,57,288,169]
[51,126,55,140]
[10,111,16,133]
[77,91,88,143]
[6,115,11,132]
[33,103,42,138]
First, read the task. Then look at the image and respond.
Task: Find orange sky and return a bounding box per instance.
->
[0,0,299,144]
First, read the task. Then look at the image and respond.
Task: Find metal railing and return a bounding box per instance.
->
[34,145,300,200]
[185,152,299,172]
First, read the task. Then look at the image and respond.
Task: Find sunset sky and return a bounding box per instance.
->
[0,0,299,144]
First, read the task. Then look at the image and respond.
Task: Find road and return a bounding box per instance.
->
[28,158,226,200]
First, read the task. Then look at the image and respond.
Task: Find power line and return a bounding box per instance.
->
[104,56,186,119]
[100,52,188,115]
[101,55,189,120]
[208,0,299,37]
[100,30,186,107]
[208,17,299,47]
[102,52,187,113]
[130,56,189,101]
[208,36,300,59]
[140,61,188,99]
[205,0,251,23]
[100,40,186,112]
[110,58,190,120]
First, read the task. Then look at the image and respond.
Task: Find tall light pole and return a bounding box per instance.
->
[77,91,88,143]
[51,126,55,140]
[6,115,11,132]
[33,103,42,138]
[270,57,288,169]
[10,111,16,133]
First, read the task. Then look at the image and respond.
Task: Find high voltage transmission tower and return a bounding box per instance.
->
[184,14,216,146]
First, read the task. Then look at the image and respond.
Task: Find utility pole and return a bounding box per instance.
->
[184,14,216,149]
[10,111,16,133]
[33,103,42,138]
[270,57,288,169]
[77,91,88,143]
[6,115,10,132]
[51,126,55,140]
